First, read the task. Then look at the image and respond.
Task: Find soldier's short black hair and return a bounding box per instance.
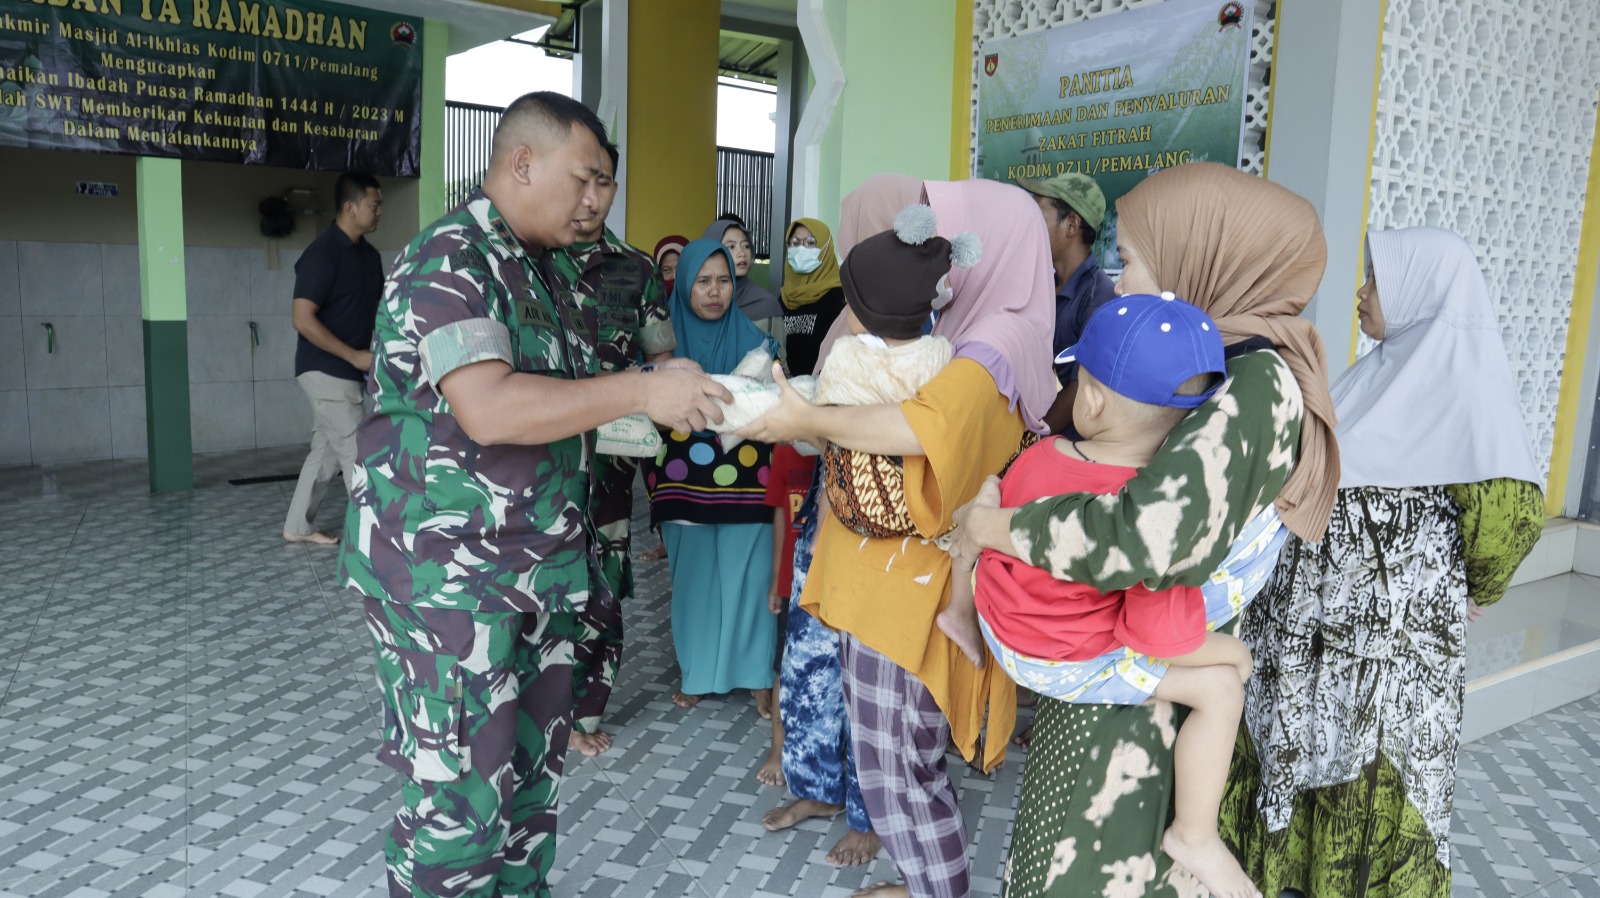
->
[603,142,619,177]
[492,91,609,163]
[335,172,380,213]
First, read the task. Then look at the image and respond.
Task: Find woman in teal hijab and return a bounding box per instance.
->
[667,239,778,374]
[648,239,783,712]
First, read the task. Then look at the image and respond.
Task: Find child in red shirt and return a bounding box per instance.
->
[756,443,818,786]
[941,293,1262,898]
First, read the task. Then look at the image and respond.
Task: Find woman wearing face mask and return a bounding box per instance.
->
[653,235,687,294]
[647,238,784,712]
[778,218,847,378]
[705,219,786,361]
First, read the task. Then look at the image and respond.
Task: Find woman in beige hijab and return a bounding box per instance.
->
[953,162,1336,897]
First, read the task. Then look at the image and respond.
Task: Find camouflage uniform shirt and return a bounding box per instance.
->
[551,226,674,371]
[339,191,606,614]
[550,228,674,543]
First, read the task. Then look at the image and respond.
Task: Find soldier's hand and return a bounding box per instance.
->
[643,368,732,433]
[657,358,703,373]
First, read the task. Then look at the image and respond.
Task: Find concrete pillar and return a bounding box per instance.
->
[1551,120,1600,516]
[626,0,719,250]
[1262,0,1386,378]
[811,0,956,223]
[137,157,193,493]
[419,20,449,225]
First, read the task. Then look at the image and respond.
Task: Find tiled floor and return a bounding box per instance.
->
[0,449,1597,897]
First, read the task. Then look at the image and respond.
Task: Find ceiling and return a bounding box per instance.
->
[724,0,799,18]
[720,33,782,83]
[535,1,792,84]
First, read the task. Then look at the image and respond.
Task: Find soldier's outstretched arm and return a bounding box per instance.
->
[439,360,730,446]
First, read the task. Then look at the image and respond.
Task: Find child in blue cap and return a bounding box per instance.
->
[939,292,1262,898]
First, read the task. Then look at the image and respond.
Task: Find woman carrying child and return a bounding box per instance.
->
[942,293,1258,898]
[757,177,923,872]
[741,177,1057,898]
[953,161,1338,897]
[646,238,782,711]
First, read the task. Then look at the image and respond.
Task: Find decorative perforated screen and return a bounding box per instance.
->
[970,0,1600,490]
[1368,0,1600,483]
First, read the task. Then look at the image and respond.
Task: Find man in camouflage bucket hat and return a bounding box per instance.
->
[338,91,730,898]
[549,141,676,759]
[1015,171,1117,436]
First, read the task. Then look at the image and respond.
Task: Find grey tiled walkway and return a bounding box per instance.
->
[0,448,1595,897]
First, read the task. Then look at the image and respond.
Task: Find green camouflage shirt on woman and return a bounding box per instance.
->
[1003,346,1304,898]
[1009,347,1303,589]
[338,190,607,614]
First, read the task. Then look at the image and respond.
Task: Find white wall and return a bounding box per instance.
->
[1367,0,1600,489]
[0,240,314,464]
[0,147,415,467]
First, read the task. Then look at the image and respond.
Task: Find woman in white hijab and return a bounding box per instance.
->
[1222,226,1545,898]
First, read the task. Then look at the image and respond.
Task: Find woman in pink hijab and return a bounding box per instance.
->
[742,176,1055,898]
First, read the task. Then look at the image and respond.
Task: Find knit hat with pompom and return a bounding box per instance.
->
[839,204,982,340]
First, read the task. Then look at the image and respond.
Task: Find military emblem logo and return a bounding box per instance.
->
[1218,2,1245,30]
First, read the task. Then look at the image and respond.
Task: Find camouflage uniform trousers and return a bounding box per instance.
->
[570,525,630,734]
[365,595,581,898]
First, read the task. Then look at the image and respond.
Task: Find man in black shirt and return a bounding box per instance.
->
[283,171,384,545]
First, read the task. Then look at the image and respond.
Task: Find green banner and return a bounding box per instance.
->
[978,0,1253,266]
[0,0,423,176]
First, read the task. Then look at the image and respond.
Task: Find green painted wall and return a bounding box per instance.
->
[136,156,194,492]
[137,157,187,323]
[420,20,449,225]
[142,320,194,492]
[817,0,956,220]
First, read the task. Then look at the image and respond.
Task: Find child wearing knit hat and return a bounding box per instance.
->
[801,207,981,541]
[682,206,977,451]
[811,204,979,409]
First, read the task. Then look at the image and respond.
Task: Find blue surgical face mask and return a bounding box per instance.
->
[787,245,823,274]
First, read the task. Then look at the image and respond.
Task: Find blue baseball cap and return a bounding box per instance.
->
[1054,292,1226,409]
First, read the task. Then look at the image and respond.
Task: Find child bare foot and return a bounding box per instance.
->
[1161,827,1261,898]
[753,687,773,720]
[826,829,882,866]
[755,743,784,786]
[936,603,985,668]
[569,730,612,757]
[762,799,840,831]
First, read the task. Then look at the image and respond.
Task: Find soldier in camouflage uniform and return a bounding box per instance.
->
[549,143,676,757]
[337,92,728,898]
